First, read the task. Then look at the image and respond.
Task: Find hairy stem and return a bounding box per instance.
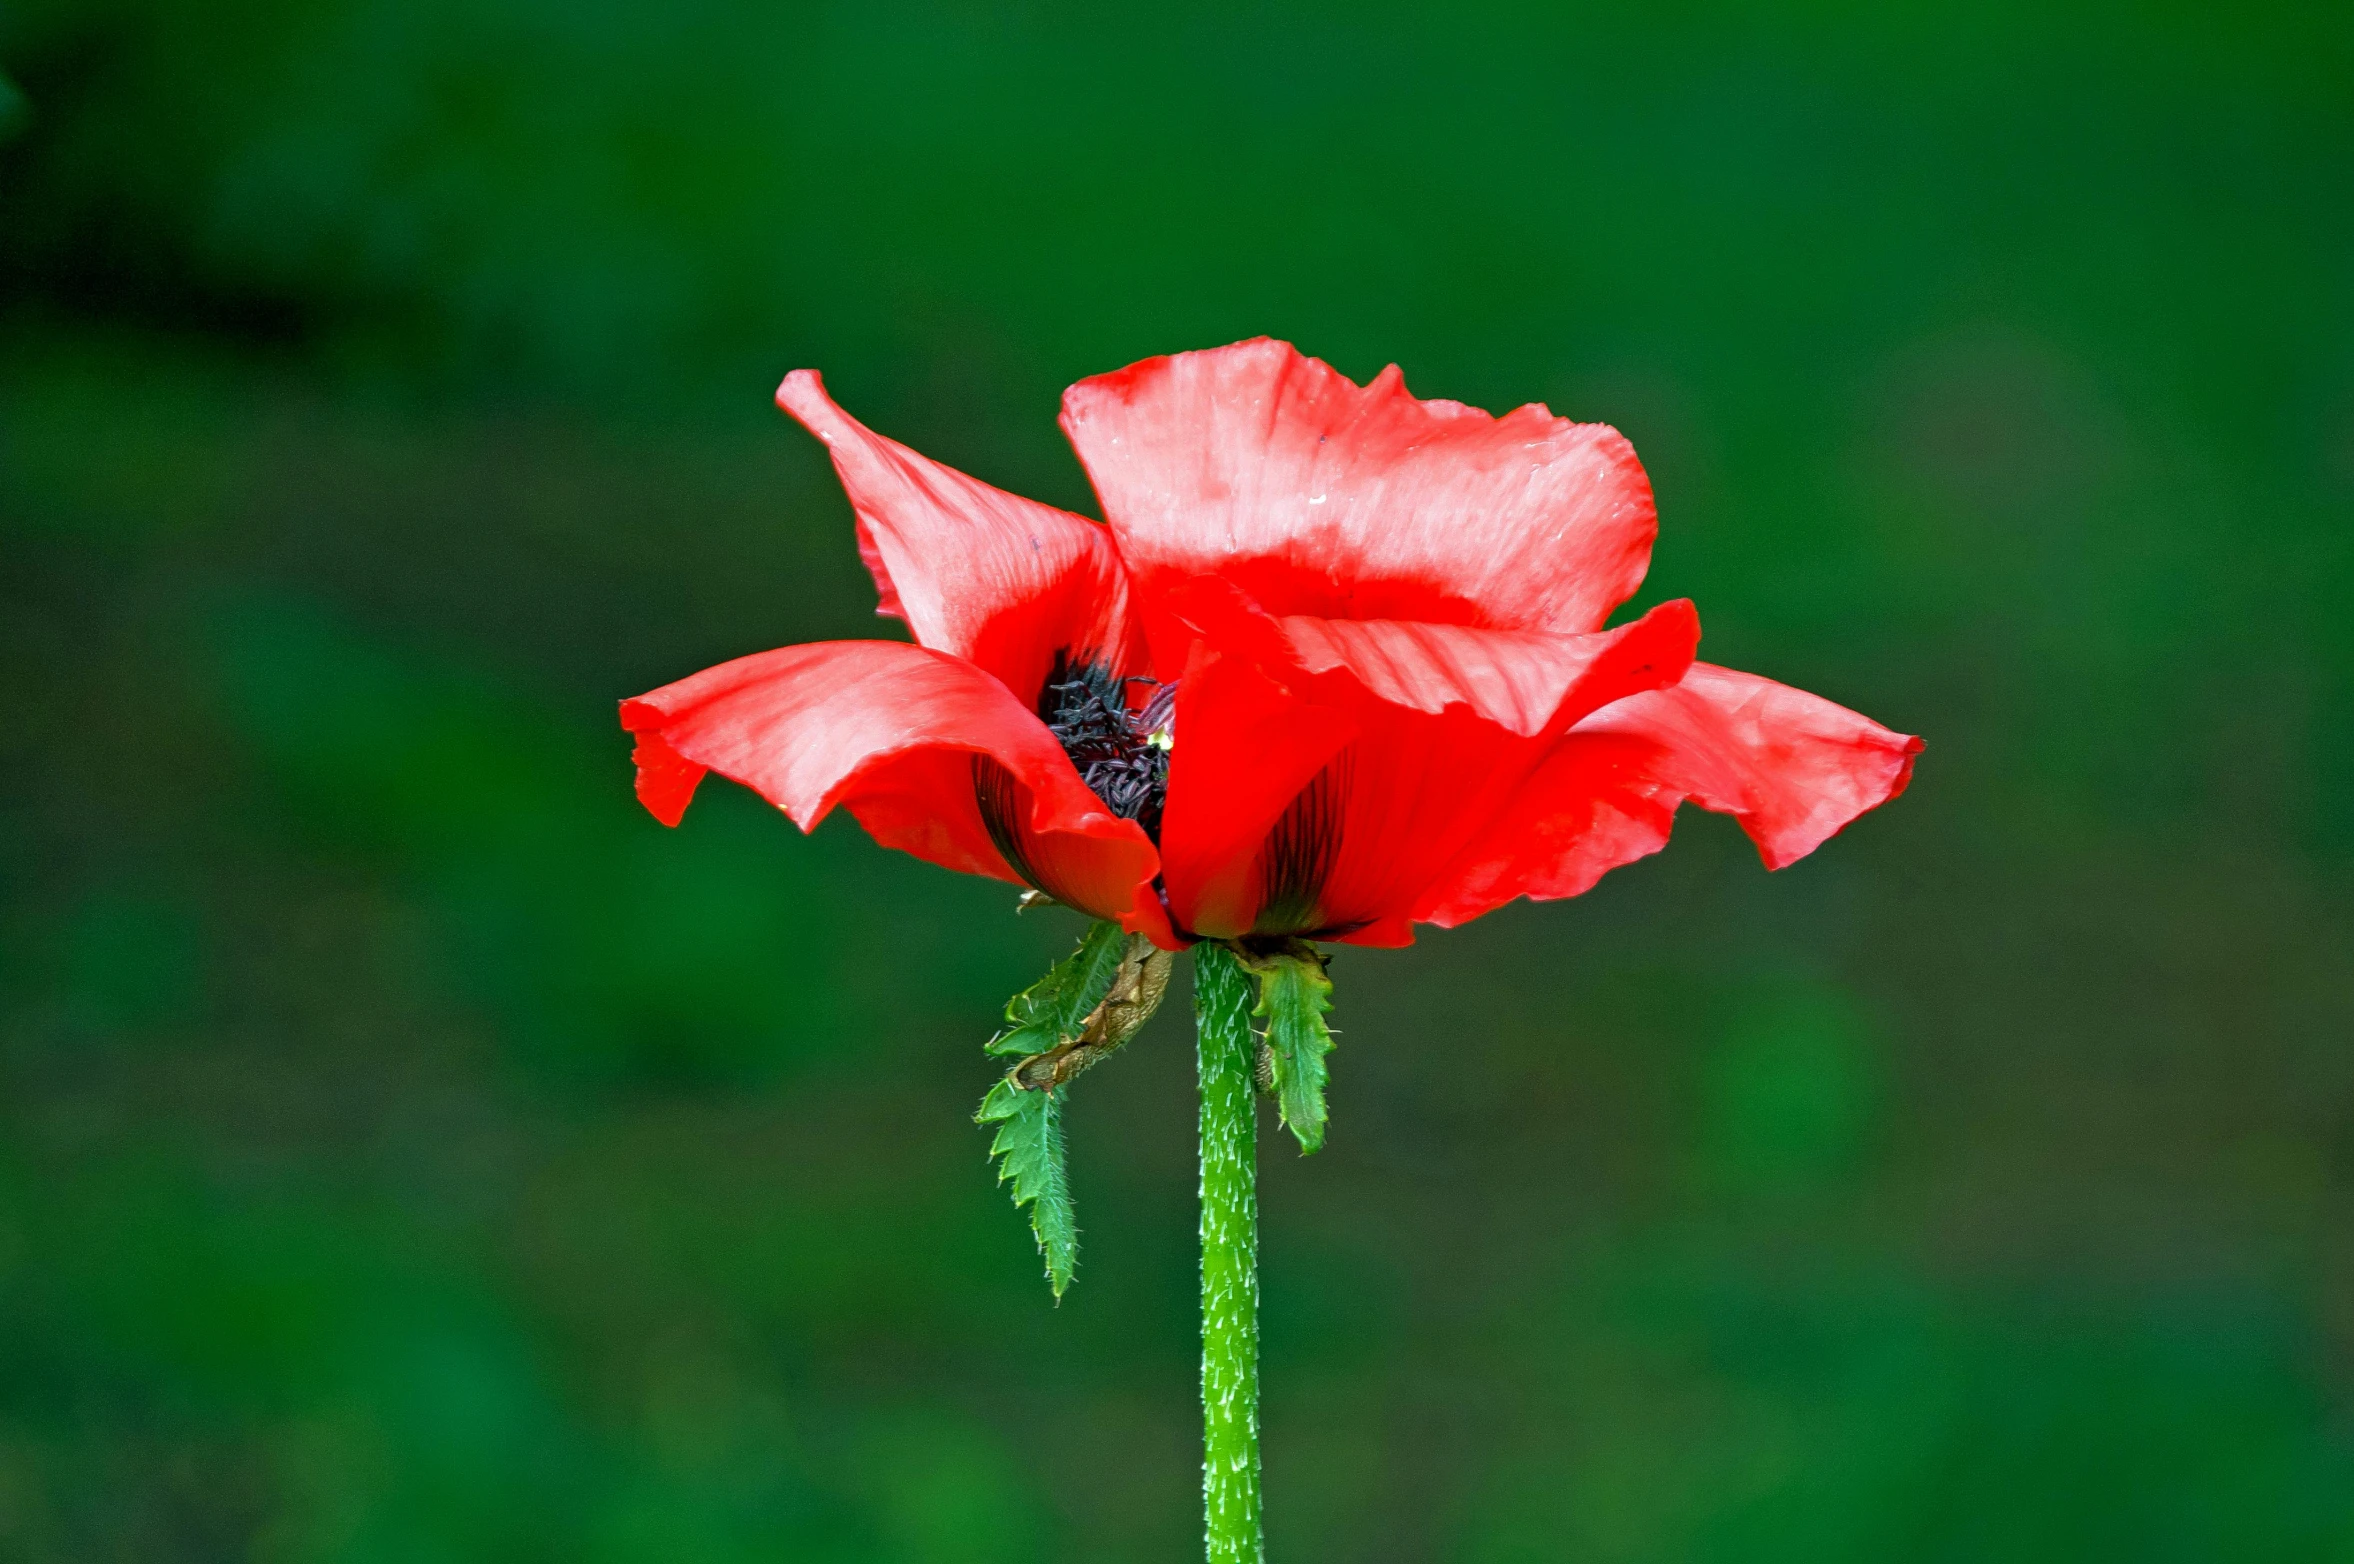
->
[1195,943,1263,1564]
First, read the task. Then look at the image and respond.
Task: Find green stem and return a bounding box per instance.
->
[1194,943,1263,1564]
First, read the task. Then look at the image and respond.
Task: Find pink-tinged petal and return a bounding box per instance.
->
[1060,338,1656,636]
[778,371,1144,703]
[1412,663,1921,928]
[1156,600,1698,941]
[1588,663,1923,870]
[1277,599,1698,738]
[621,640,1175,946]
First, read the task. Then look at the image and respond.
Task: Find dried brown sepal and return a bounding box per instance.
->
[1009,935,1174,1091]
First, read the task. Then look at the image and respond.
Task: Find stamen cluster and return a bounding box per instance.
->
[1039,652,1175,842]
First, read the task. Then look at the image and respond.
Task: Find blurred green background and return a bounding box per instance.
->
[4,1,2352,1558]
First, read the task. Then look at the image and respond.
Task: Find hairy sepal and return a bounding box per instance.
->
[1247,943,1336,1154]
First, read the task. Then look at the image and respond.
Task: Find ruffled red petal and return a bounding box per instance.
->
[621,640,1175,946]
[1059,338,1656,649]
[778,371,1145,703]
[1413,662,1921,928]
[1156,597,1700,941]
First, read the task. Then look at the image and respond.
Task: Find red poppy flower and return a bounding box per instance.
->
[622,339,1919,950]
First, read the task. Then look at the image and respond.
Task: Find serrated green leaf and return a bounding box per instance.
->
[1253,950,1336,1154]
[975,1075,1077,1296]
[985,920,1129,1057]
[973,920,1125,1298]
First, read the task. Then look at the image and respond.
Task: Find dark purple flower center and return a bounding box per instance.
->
[1038,651,1174,843]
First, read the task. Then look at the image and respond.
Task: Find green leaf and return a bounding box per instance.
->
[973,920,1125,1297]
[975,1075,1077,1296]
[985,920,1129,1057]
[1253,949,1336,1154]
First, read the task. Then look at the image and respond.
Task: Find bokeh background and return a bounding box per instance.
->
[4,2,2353,1558]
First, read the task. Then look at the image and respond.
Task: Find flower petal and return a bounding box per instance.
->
[621,640,1174,945]
[1156,637,1357,940]
[778,370,1144,703]
[1277,600,1697,738]
[1412,662,1921,928]
[1279,603,1700,941]
[1060,338,1656,636]
[1155,600,1699,941]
